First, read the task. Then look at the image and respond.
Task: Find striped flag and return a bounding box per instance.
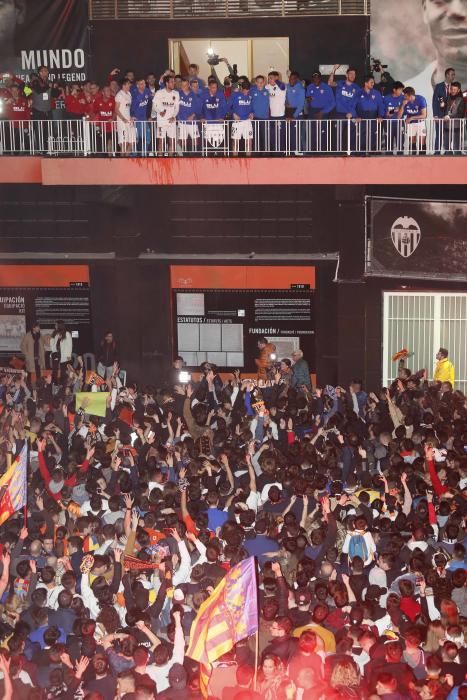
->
[187,556,258,697]
[0,444,28,526]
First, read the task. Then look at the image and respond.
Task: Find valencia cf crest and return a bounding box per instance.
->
[390,216,421,258]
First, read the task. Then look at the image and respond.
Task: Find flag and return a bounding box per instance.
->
[0,444,28,526]
[85,370,106,387]
[187,557,258,697]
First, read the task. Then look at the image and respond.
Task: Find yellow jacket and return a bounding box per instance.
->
[434,358,455,386]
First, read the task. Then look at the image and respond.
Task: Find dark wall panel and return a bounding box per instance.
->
[90,17,368,83]
[3,183,466,387]
[336,282,366,386]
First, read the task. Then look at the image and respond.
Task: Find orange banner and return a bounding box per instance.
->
[170,265,315,290]
[0,265,89,288]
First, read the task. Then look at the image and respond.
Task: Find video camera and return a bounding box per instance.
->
[206,49,239,83]
[370,57,388,74]
[207,48,220,66]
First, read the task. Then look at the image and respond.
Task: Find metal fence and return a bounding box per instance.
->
[88,0,370,20]
[0,118,465,157]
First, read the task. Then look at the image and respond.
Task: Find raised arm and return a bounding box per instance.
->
[0,654,13,700]
[271,561,289,616]
[219,453,234,493]
[424,445,447,496]
[0,552,10,599]
[341,573,357,604]
[186,531,207,565]
[171,528,192,585]
[169,610,185,665]
[314,498,338,569]
[300,495,309,530]
[400,472,413,516]
[328,65,340,88]
[134,620,161,652]
[246,453,257,493]
[123,509,139,557]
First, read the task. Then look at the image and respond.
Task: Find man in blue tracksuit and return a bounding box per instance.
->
[231,80,254,155]
[328,65,361,152]
[178,77,202,152]
[249,74,270,152]
[356,74,385,153]
[383,81,405,153]
[201,81,228,121]
[397,87,428,153]
[305,71,335,151]
[130,77,152,153]
[201,79,228,151]
[285,71,305,154]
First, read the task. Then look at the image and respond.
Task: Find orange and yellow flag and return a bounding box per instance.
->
[0,444,27,526]
[187,556,258,697]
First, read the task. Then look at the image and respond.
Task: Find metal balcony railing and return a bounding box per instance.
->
[0,118,464,157]
[88,0,370,20]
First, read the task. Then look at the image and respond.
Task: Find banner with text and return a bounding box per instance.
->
[0,0,89,83]
[171,265,315,372]
[0,265,92,366]
[366,197,467,282]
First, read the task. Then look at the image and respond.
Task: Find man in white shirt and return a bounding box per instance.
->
[266,71,286,153]
[114,79,135,155]
[137,611,185,692]
[152,74,180,154]
[35,565,64,610]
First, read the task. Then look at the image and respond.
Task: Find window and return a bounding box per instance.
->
[382,291,467,393]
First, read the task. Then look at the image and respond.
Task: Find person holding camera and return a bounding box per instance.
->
[255,336,276,381]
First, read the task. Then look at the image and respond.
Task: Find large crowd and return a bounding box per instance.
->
[0,62,466,155]
[0,324,464,700]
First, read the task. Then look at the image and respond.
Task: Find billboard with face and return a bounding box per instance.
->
[371,0,467,112]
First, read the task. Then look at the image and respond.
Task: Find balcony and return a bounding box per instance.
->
[0,117,466,186]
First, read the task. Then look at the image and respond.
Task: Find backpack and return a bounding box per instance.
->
[348,533,369,562]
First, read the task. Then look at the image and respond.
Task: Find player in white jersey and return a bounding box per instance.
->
[152,75,180,154]
[266,71,286,117]
[114,79,136,155]
[265,71,286,153]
